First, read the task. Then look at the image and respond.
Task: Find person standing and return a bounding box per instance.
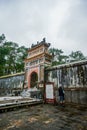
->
[58,85,65,105]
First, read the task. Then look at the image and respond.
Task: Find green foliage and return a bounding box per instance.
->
[0,34,5,44]
[69,51,86,61]
[49,48,69,65]
[0,34,28,76]
[49,48,86,66]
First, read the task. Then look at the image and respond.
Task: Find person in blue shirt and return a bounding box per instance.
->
[58,85,65,104]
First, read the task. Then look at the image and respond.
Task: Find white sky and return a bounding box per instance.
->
[0,0,87,56]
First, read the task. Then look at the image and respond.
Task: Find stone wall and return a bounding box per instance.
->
[46,60,87,105]
[64,88,87,104]
[45,60,87,88]
[55,88,87,105]
[0,72,24,96]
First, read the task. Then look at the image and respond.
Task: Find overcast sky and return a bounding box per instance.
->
[0,0,87,56]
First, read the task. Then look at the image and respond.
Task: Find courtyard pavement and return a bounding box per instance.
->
[0,103,87,130]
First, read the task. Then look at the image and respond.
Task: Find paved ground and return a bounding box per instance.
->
[0,103,87,130]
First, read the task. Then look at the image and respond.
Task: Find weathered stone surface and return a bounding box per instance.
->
[0,104,87,130]
[0,73,24,96]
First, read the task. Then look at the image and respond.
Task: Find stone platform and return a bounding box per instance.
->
[0,96,43,112]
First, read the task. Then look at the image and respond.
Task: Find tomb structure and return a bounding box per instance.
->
[24,38,52,88]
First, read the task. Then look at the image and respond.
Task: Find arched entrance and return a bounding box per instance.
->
[30,72,38,88]
[24,39,52,88]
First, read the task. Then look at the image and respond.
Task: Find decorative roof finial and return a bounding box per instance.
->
[43,37,46,43]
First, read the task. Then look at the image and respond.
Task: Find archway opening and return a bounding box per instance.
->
[30,72,38,88]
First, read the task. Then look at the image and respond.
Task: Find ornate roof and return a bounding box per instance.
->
[28,38,51,52]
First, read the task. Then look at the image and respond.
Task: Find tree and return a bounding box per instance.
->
[0,34,5,44]
[0,34,7,76]
[0,34,28,76]
[3,42,19,74]
[49,48,69,65]
[15,46,28,72]
[49,48,86,66]
[69,51,86,62]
